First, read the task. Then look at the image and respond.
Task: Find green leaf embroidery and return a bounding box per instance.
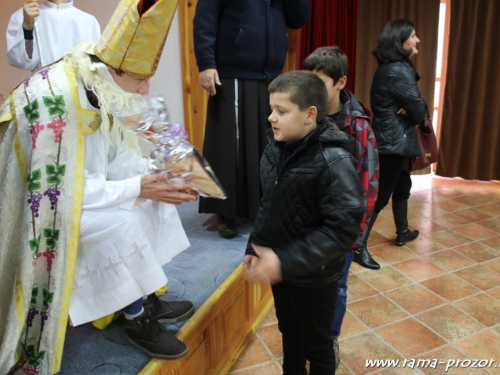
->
[30,287,39,305]
[42,288,54,310]
[23,99,40,123]
[27,349,46,367]
[27,169,42,192]
[46,164,66,185]
[43,228,60,248]
[43,95,65,116]
[28,234,41,257]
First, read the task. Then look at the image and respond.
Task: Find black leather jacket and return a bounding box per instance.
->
[370,58,427,156]
[246,118,364,287]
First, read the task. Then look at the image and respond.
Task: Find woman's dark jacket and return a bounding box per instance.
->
[370,58,427,156]
[193,0,310,80]
[245,118,364,287]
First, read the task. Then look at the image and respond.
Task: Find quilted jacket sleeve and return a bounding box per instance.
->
[275,149,364,279]
[389,65,428,125]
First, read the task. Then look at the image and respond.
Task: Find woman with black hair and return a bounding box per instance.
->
[367,19,427,247]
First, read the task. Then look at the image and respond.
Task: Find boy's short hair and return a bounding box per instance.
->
[269,71,328,120]
[303,46,348,84]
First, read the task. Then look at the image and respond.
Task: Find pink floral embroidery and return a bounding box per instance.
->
[47,119,66,143]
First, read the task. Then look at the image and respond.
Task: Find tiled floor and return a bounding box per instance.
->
[228,174,500,374]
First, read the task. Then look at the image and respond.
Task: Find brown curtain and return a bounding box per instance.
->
[355,0,440,109]
[436,0,500,181]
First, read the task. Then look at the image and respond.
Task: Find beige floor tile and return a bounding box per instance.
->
[369,243,418,264]
[376,318,446,358]
[349,295,408,328]
[427,230,474,248]
[384,284,445,314]
[420,274,481,301]
[454,265,500,291]
[357,266,413,292]
[452,223,497,241]
[423,249,477,271]
[454,242,500,262]
[415,346,490,375]
[392,258,447,282]
[455,331,500,374]
[416,305,485,341]
[454,293,500,327]
[340,332,403,375]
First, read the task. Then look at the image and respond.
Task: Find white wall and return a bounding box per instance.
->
[0,0,185,125]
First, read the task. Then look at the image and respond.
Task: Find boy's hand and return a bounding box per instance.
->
[243,255,257,281]
[249,244,282,284]
[23,0,39,30]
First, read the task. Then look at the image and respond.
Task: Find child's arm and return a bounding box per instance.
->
[243,245,282,284]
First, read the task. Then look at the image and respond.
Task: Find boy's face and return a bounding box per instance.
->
[313,70,346,105]
[268,92,316,143]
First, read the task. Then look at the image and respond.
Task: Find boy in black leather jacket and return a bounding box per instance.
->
[243,71,364,374]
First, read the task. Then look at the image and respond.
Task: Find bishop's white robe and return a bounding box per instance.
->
[68,86,190,326]
[7,0,100,70]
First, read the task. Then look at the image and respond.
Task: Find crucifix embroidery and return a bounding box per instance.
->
[129,241,147,260]
[80,265,99,286]
[104,256,122,276]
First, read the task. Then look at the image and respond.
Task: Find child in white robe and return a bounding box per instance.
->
[7,0,100,71]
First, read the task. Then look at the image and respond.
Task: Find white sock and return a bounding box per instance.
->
[124,306,144,320]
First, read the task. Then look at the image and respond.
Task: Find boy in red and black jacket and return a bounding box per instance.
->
[305,46,380,368]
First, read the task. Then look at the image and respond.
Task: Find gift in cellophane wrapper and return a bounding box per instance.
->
[116,95,226,199]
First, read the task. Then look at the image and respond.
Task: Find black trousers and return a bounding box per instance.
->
[374,154,412,213]
[272,282,337,375]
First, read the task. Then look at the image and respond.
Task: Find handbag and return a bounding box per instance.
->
[403,111,438,172]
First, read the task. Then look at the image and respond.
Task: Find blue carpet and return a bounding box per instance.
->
[60,202,252,374]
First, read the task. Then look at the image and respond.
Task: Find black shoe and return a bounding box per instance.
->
[123,312,188,360]
[395,229,419,246]
[217,214,238,238]
[144,294,195,323]
[353,245,380,270]
[333,338,340,369]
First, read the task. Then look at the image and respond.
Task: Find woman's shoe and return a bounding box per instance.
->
[395,229,419,246]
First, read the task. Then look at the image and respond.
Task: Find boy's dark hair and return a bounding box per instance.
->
[268,71,328,120]
[372,19,415,64]
[303,46,348,85]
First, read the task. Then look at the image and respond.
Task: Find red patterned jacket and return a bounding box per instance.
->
[330,89,380,250]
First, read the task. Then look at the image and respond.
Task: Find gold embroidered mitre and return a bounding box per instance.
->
[95,0,178,79]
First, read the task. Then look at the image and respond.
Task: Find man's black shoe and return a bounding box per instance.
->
[144,294,195,323]
[353,245,380,270]
[216,214,238,238]
[123,312,188,360]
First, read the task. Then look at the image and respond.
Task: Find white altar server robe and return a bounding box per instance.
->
[7,0,100,71]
